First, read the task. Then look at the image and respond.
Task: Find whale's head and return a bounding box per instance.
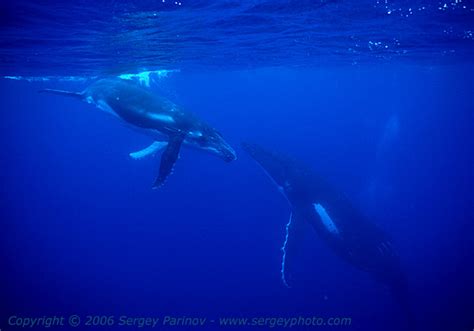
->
[241,142,290,189]
[241,142,313,200]
[187,127,236,162]
[242,142,327,204]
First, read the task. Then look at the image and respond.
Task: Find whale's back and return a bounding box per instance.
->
[85,78,183,128]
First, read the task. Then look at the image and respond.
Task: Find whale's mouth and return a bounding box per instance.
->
[186,128,237,162]
[205,140,236,162]
[216,142,237,162]
[209,133,236,162]
[223,142,237,162]
[223,151,237,162]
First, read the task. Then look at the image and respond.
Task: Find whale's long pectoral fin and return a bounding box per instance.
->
[281,212,306,288]
[129,141,168,160]
[153,134,185,188]
[39,89,83,99]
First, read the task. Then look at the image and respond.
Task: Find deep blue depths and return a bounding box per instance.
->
[0,1,473,331]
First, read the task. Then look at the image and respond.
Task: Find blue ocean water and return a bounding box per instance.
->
[0,1,473,331]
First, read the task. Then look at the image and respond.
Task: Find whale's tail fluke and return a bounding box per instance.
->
[39,89,83,99]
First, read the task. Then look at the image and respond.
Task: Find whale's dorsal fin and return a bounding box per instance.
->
[129,141,168,160]
[39,89,83,99]
[153,134,185,188]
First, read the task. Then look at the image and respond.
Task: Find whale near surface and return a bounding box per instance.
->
[41,78,236,188]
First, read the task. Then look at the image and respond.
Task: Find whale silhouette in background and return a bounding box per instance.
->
[40,78,236,188]
[242,142,414,321]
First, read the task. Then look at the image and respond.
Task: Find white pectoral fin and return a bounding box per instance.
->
[281,212,306,288]
[313,203,340,236]
[129,141,168,160]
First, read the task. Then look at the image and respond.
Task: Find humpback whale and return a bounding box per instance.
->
[242,143,413,319]
[40,78,236,188]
